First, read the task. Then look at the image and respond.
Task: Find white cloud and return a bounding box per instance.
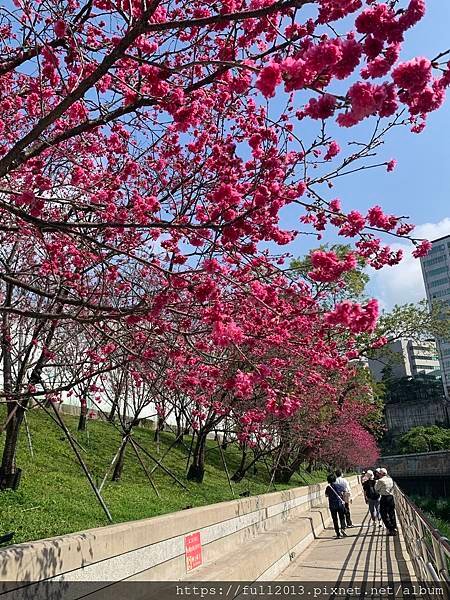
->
[415,218,450,241]
[368,218,450,311]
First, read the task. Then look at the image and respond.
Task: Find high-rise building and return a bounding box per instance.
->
[368,338,440,382]
[367,337,447,434]
[420,234,450,398]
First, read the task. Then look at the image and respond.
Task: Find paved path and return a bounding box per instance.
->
[276,493,416,588]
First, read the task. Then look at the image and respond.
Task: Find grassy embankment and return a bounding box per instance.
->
[412,496,450,540]
[0,408,328,545]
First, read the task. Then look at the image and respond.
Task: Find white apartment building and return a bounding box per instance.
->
[368,338,440,382]
[407,340,441,377]
[420,234,450,399]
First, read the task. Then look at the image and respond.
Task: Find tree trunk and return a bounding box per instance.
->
[187,432,207,483]
[0,402,27,490]
[221,431,228,450]
[273,465,294,484]
[175,413,183,443]
[78,395,88,431]
[1,278,60,491]
[231,445,248,482]
[153,415,165,442]
[221,419,229,449]
[0,282,23,491]
[112,438,128,482]
[252,449,258,475]
[273,453,304,484]
[108,401,118,422]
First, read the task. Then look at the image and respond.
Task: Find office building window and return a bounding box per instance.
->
[429,244,445,254]
[410,345,436,352]
[426,266,449,278]
[424,255,446,267]
[432,289,450,298]
[429,277,450,288]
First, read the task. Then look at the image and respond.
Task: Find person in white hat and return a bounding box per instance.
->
[374,468,397,535]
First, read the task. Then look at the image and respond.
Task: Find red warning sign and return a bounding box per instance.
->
[185,531,203,572]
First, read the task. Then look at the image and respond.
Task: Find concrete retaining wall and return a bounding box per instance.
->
[385,399,449,434]
[380,450,450,478]
[0,476,360,595]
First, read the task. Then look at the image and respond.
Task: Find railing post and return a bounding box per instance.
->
[431,533,448,583]
[394,482,450,592]
[416,516,432,582]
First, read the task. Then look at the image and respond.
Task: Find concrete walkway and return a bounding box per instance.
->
[276,493,416,588]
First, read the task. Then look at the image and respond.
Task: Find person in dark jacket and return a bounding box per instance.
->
[325,474,347,539]
[362,470,382,526]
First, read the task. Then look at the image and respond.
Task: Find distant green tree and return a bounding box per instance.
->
[384,375,445,405]
[399,425,450,454]
[291,248,450,356]
[372,300,450,349]
[290,244,369,309]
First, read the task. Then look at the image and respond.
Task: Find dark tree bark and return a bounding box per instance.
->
[108,401,118,423]
[231,444,248,482]
[175,412,184,443]
[273,453,304,484]
[78,394,88,431]
[1,280,61,491]
[0,280,26,490]
[187,407,226,483]
[232,447,266,482]
[153,415,165,443]
[221,431,229,450]
[0,403,27,490]
[221,418,229,449]
[112,438,128,482]
[0,283,17,489]
[187,432,208,483]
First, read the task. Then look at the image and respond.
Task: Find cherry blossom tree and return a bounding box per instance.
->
[318,418,380,469]
[0,0,448,491]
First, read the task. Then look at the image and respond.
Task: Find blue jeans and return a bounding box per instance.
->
[368,497,381,521]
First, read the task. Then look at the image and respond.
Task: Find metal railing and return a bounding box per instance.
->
[394,483,450,591]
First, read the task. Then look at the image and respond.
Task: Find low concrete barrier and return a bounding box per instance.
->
[0,476,361,596]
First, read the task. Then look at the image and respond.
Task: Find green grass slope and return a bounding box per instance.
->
[412,496,450,539]
[0,409,327,545]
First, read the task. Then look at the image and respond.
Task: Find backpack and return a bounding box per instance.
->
[365,480,380,500]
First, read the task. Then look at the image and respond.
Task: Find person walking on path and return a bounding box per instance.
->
[325,474,348,539]
[335,469,353,527]
[363,470,382,527]
[375,468,398,536]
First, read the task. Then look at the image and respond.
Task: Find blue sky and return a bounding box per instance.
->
[277,1,450,309]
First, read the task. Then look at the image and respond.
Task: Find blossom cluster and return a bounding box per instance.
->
[0,0,444,468]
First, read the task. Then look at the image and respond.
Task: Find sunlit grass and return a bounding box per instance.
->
[0,408,328,544]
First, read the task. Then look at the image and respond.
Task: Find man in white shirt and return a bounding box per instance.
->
[335,469,353,527]
[374,468,397,536]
